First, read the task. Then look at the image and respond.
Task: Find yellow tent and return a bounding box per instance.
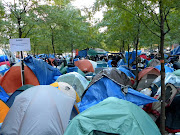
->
[0,100,9,123]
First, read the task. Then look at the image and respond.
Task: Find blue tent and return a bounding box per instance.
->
[155,65,174,73]
[107,60,112,67]
[0,86,9,103]
[171,45,180,55]
[78,77,157,112]
[117,66,135,79]
[0,55,8,62]
[24,56,61,85]
[78,49,88,58]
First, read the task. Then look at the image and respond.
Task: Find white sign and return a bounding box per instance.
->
[10,38,31,52]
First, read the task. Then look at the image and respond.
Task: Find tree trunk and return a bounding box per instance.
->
[135,20,140,82]
[52,30,55,56]
[159,0,166,134]
[71,44,73,63]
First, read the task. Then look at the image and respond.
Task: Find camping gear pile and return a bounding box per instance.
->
[0,46,180,134]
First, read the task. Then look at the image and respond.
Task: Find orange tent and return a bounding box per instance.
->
[0,100,9,123]
[0,63,39,94]
[75,59,94,72]
[138,67,160,80]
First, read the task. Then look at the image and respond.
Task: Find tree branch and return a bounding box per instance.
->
[24,25,34,38]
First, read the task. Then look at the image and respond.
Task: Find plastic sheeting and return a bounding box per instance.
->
[0,55,8,62]
[24,56,61,85]
[125,50,141,64]
[65,97,161,135]
[79,77,158,112]
[171,45,180,55]
[0,86,9,103]
[117,66,135,79]
[78,49,88,58]
[56,72,89,98]
[0,85,75,135]
[155,65,174,73]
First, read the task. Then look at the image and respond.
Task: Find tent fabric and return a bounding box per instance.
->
[0,61,10,67]
[56,72,89,98]
[78,49,88,58]
[6,85,34,108]
[138,67,160,80]
[84,68,132,94]
[24,56,61,85]
[0,85,75,135]
[173,69,180,76]
[0,100,9,124]
[148,59,160,67]
[155,65,174,73]
[0,86,9,103]
[0,62,39,94]
[165,94,180,133]
[79,77,158,112]
[65,97,161,135]
[75,59,95,72]
[171,45,180,55]
[0,55,8,62]
[0,65,9,75]
[87,48,107,56]
[125,50,141,64]
[117,66,135,79]
[140,54,147,59]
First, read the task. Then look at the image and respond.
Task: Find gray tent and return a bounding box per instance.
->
[0,85,76,135]
[148,59,160,67]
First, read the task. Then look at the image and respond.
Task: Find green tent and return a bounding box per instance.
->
[64,97,161,135]
[173,69,180,76]
[88,48,107,56]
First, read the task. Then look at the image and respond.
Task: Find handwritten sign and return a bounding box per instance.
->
[10,38,31,52]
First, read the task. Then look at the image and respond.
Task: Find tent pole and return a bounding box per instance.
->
[21,51,25,85]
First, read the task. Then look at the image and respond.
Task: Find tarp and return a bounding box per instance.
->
[24,56,61,85]
[125,50,141,64]
[56,72,89,98]
[0,100,9,124]
[173,69,180,76]
[0,86,9,103]
[155,65,174,73]
[171,45,180,55]
[79,77,158,112]
[117,66,135,79]
[78,49,88,58]
[0,85,75,135]
[87,48,107,56]
[65,97,161,135]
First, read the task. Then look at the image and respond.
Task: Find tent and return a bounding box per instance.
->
[65,97,161,135]
[155,65,174,73]
[150,73,180,96]
[6,85,34,108]
[125,50,141,65]
[0,86,9,103]
[0,55,8,62]
[75,59,95,73]
[165,93,180,133]
[78,49,88,58]
[148,59,160,67]
[24,56,61,85]
[117,66,135,79]
[173,69,180,76]
[171,45,180,55]
[137,67,160,91]
[56,72,89,98]
[0,100,9,124]
[87,48,107,56]
[0,85,76,135]
[79,76,158,112]
[0,62,39,94]
[0,65,9,75]
[0,61,10,67]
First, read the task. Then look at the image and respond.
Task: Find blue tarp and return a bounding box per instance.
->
[155,65,174,73]
[117,66,135,79]
[78,49,87,58]
[107,60,112,67]
[0,55,8,62]
[171,46,180,55]
[125,50,142,64]
[24,56,61,85]
[0,86,9,103]
[78,77,157,112]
